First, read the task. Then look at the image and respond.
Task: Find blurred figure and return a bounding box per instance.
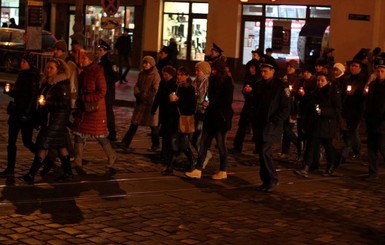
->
[162,67,196,175]
[8,18,18,28]
[205,43,225,63]
[364,57,385,180]
[119,56,160,152]
[69,39,82,66]
[185,59,234,180]
[167,38,179,67]
[115,28,132,83]
[295,73,341,177]
[332,62,346,95]
[97,39,119,142]
[157,46,175,78]
[152,66,178,161]
[262,48,279,71]
[253,60,290,192]
[20,58,72,184]
[72,49,116,174]
[191,61,212,168]
[0,53,39,178]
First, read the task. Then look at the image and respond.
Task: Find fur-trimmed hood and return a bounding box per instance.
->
[42,58,71,85]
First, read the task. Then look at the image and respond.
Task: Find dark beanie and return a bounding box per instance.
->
[22,52,37,69]
[162,65,176,77]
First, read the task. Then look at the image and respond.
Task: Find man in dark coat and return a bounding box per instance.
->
[253,61,291,192]
[364,57,385,180]
[115,28,132,83]
[97,39,119,141]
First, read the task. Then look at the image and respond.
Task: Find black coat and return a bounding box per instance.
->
[254,77,291,143]
[99,53,119,105]
[305,84,341,139]
[168,83,196,134]
[204,74,234,133]
[35,78,71,150]
[364,78,385,134]
[341,72,368,129]
[7,68,40,121]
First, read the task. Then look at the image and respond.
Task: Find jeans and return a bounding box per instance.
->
[195,129,228,171]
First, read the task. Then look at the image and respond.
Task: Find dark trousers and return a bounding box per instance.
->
[122,124,159,148]
[106,102,117,140]
[257,141,278,186]
[304,136,336,170]
[118,54,130,81]
[367,132,385,176]
[6,117,36,171]
[340,126,361,159]
[281,120,300,156]
[196,129,228,171]
[233,106,253,152]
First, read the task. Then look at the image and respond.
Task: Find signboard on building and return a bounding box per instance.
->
[101,0,120,16]
[26,0,43,51]
[101,17,121,29]
[348,14,370,21]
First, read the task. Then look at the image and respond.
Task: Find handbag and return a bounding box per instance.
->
[84,101,99,112]
[179,115,195,134]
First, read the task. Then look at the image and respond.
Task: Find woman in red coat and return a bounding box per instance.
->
[72,49,116,174]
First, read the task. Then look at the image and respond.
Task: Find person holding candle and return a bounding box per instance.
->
[20,58,72,184]
[339,59,368,162]
[0,53,39,179]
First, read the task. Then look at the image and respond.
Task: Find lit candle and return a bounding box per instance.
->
[347,85,352,92]
[299,86,304,94]
[4,83,10,93]
[289,85,293,91]
[365,86,369,94]
[38,95,45,105]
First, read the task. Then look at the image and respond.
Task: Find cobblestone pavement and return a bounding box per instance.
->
[0,72,384,244]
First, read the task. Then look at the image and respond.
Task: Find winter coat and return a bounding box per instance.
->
[341,72,368,129]
[131,66,160,126]
[168,82,197,134]
[152,77,177,136]
[295,76,317,118]
[115,34,131,56]
[305,84,341,139]
[99,53,119,105]
[35,74,71,150]
[73,62,107,136]
[204,74,234,133]
[253,77,291,143]
[364,78,385,134]
[7,67,40,122]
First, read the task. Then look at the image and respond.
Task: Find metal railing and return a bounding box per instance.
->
[29,51,53,74]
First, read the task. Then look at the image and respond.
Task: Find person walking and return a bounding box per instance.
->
[161,67,197,175]
[185,59,234,180]
[253,61,291,192]
[295,73,341,177]
[20,58,73,184]
[0,53,39,178]
[118,56,161,152]
[114,28,131,83]
[71,49,116,174]
[97,39,119,142]
[363,57,385,180]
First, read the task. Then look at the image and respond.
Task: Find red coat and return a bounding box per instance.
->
[73,63,107,136]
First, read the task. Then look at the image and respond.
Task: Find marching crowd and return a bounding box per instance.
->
[0,36,384,192]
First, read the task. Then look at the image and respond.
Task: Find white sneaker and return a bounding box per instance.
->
[212,171,227,180]
[185,169,202,179]
[202,150,212,169]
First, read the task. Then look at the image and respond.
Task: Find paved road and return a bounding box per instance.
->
[0,71,384,244]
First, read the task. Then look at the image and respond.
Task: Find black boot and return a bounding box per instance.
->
[120,124,138,150]
[20,156,44,185]
[184,147,196,172]
[0,145,16,178]
[150,126,160,151]
[162,154,176,176]
[40,157,55,177]
[323,165,336,177]
[58,155,73,181]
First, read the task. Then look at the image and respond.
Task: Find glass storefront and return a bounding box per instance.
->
[1,0,19,27]
[69,5,135,51]
[162,1,208,61]
[242,4,330,65]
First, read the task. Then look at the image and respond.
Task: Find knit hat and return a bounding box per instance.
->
[53,40,67,52]
[333,63,345,73]
[162,65,176,77]
[143,56,156,67]
[195,61,211,75]
[287,60,299,70]
[21,52,37,69]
